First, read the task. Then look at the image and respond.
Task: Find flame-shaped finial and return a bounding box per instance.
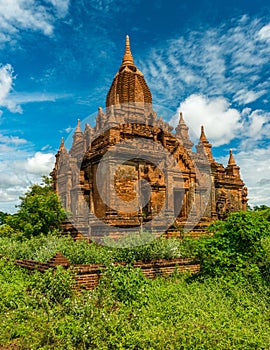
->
[75,119,81,132]
[59,137,65,151]
[179,112,185,125]
[199,125,208,142]
[122,35,134,66]
[228,149,236,166]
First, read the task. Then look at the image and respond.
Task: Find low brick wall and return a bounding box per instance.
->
[9,253,200,290]
[73,257,200,290]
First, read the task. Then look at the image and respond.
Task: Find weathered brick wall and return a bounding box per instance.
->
[6,253,200,290]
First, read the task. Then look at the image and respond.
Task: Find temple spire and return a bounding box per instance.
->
[228,149,236,166]
[175,112,193,150]
[59,137,65,151]
[196,125,214,162]
[75,119,82,133]
[226,149,240,178]
[72,118,84,150]
[179,112,185,124]
[199,125,208,143]
[121,35,134,66]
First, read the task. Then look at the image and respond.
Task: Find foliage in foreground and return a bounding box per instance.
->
[0,232,193,264]
[0,259,269,349]
[196,210,270,283]
[1,203,270,348]
[0,176,67,239]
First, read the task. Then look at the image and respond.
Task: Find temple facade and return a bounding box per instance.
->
[51,36,247,240]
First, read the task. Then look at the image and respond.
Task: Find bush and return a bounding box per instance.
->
[0,231,192,265]
[96,264,149,305]
[198,211,270,280]
[31,266,75,304]
[104,231,185,263]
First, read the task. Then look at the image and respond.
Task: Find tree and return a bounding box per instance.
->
[198,211,270,280]
[6,176,67,238]
[0,212,8,225]
[253,204,270,211]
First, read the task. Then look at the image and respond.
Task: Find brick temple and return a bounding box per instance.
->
[51,36,247,240]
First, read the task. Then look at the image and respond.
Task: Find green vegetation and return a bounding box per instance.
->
[0,233,193,264]
[0,176,66,239]
[197,210,270,283]
[0,259,269,349]
[0,180,270,348]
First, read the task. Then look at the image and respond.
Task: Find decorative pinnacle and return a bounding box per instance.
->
[85,123,92,131]
[199,125,208,143]
[228,149,236,166]
[179,112,185,125]
[122,35,134,66]
[75,119,82,132]
[59,137,65,151]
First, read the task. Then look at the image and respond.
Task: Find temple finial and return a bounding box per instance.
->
[179,112,185,125]
[75,119,81,132]
[122,35,134,66]
[199,125,208,142]
[228,149,236,166]
[59,137,65,151]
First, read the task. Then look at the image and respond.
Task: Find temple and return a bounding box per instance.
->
[51,36,248,240]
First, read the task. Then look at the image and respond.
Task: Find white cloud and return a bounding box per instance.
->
[9,91,71,104]
[0,148,55,212]
[239,109,270,150]
[25,152,55,175]
[171,94,242,146]
[0,64,22,114]
[0,0,70,43]
[140,16,270,108]
[258,23,270,42]
[0,134,27,145]
[0,132,55,212]
[46,0,70,18]
[218,147,270,207]
[0,64,70,116]
[0,64,13,104]
[139,15,270,206]
[234,89,267,105]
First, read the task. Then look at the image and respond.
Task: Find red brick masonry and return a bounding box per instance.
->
[13,252,200,290]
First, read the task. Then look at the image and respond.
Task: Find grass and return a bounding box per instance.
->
[0,259,269,349]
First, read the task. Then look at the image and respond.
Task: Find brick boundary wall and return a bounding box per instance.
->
[4,253,200,290]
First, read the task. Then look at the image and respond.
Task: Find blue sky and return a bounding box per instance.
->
[0,0,270,212]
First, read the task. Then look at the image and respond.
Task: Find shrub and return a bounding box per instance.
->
[97,264,149,304]
[198,211,270,280]
[31,266,75,304]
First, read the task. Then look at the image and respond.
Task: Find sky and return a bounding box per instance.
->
[0,0,270,212]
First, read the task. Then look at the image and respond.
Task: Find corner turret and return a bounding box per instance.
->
[196,126,214,162]
[175,112,193,151]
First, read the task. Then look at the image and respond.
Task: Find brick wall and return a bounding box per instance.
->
[9,253,200,290]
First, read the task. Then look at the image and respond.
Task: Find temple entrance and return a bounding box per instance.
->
[173,189,184,218]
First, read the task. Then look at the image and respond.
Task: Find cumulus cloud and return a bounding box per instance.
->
[25,152,55,175]
[238,109,270,151]
[0,131,55,212]
[216,146,270,207]
[0,0,70,43]
[171,94,242,146]
[0,148,55,212]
